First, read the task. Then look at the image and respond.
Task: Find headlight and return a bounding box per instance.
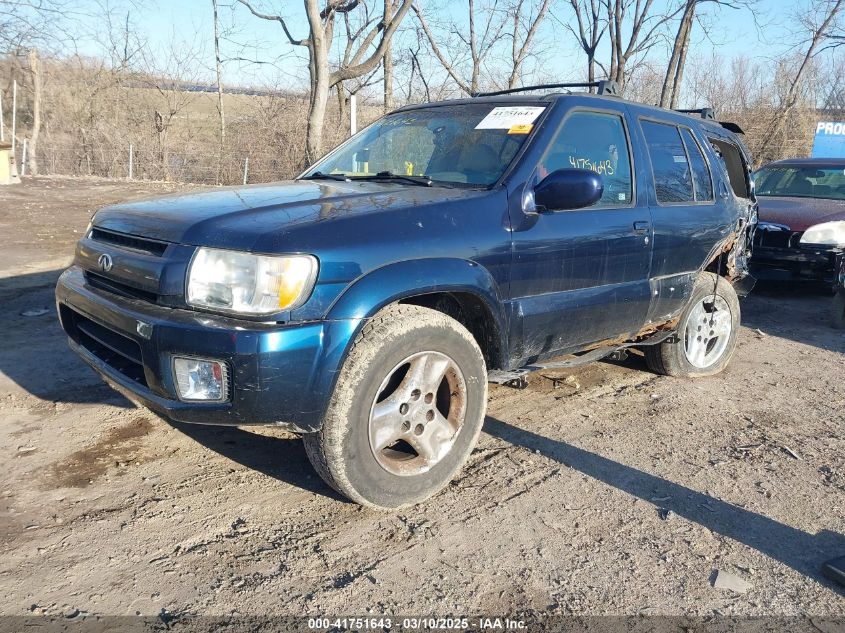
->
[187,248,318,315]
[799,221,845,247]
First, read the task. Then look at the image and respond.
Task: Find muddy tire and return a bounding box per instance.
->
[832,290,845,330]
[303,303,487,510]
[644,272,740,378]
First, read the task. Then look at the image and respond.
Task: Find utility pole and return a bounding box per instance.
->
[11,79,17,155]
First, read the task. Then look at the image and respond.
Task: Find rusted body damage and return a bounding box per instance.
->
[580,225,751,354]
[504,227,752,379]
[711,225,754,285]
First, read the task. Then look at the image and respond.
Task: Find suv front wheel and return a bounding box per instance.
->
[304,304,487,509]
[645,272,740,377]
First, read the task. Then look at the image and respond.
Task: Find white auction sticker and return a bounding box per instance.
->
[475,106,546,130]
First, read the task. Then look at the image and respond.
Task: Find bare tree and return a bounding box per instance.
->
[0,0,71,51]
[236,0,412,165]
[383,0,395,110]
[413,0,550,94]
[606,0,683,92]
[659,0,695,107]
[212,0,226,184]
[334,3,384,129]
[412,0,509,95]
[26,47,42,174]
[659,0,757,108]
[405,35,431,101]
[506,0,552,88]
[757,0,844,160]
[560,0,608,82]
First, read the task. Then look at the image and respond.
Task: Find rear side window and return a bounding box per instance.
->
[641,120,693,203]
[680,128,713,201]
[539,111,633,207]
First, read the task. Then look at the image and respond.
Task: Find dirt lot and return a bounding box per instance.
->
[1,177,843,622]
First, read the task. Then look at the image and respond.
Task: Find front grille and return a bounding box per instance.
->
[90,227,169,257]
[84,271,159,303]
[754,230,802,249]
[61,306,147,386]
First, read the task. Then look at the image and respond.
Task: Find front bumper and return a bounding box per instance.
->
[750,244,843,285]
[56,267,361,431]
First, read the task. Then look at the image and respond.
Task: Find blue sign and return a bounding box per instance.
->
[812,121,845,158]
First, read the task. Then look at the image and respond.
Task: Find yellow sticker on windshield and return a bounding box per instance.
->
[508,123,533,135]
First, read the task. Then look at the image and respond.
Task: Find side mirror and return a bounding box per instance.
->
[534,168,604,211]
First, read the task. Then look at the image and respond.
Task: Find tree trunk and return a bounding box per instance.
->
[212,0,226,184]
[660,1,694,108]
[337,83,348,134]
[27,48,42,176]
[383,0,395,111]
[305,2,330,166]
[669,15,692,109]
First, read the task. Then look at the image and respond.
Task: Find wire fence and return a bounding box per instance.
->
[20,143,310,185]
[11,132,816,185]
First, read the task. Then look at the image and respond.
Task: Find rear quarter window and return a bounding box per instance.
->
[641,120,694,204]
[680,128,714,202]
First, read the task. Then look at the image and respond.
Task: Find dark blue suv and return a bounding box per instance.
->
[55,82,757,508]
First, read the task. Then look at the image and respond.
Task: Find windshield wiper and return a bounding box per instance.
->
[351,171,433,187]
[300,171,349,181]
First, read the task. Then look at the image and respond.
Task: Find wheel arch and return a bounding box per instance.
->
[325,258,509,370]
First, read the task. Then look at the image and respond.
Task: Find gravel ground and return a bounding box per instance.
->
[1,177,843,622]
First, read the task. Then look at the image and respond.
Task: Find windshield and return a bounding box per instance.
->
[302,103,546,187]
[754,165,845,200]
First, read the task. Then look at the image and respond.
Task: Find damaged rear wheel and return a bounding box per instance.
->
[644,272,739,378]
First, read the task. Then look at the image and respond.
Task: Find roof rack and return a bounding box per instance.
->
[472,80,620,98]
[676,107,715,120]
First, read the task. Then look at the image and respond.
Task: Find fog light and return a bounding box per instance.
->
[173,357,229,402]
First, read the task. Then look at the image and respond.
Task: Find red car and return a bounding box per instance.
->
[752,158,845,286]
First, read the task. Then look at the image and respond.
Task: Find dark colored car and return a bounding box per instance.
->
[751,158,845,285]
[55,82,757,508]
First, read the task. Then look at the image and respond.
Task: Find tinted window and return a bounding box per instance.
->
[680,128,713,201]
[642,120,693,203]
[539,111,633,207]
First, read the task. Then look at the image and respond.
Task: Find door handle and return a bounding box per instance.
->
[633,221,650,234]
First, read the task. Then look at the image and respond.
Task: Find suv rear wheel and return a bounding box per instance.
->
[644,272,740,377]
[303,304,487,509]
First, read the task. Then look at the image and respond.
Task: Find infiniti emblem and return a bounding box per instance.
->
[98,253,113,272]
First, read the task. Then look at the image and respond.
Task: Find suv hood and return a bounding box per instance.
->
[757,195,845,232]
[92,180,481,250]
